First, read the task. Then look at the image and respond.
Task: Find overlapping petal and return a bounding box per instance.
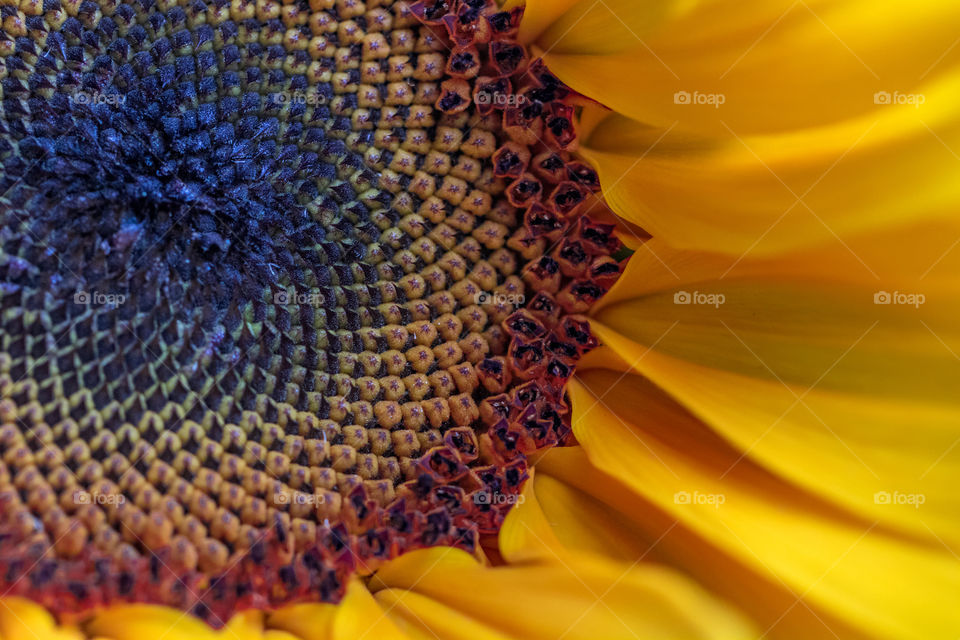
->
[524,0,960,135]
[521,0,960,255]
[369,548,756,640]
[501,449,873,640]
[517,1,960,633]
[267,579,407,640]
[0,598,86,640]
[553,228,960,638]
[0,547,754,640]
[590,230,960,541]
[578,101,960,255]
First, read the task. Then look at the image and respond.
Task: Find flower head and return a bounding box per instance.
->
[0,0,624,625]
[2,0,960,638]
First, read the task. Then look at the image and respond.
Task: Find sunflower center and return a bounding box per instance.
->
[0,0,622,625]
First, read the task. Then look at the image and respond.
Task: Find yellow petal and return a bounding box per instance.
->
[588,235,960,545]
[579,88,960,255]
[263,631,302,640]
[568,372,960,640]
[266,603,336,640]
[501,472,653,564]
[593,221,960,307]
[497,469,569,563]
[525,0,960,254]
[0,598,85,640]
[373,590,512,640]
[227,611,303,640]
[85,605,298,640]
[267,579,407,640]
[370,549,756,640]
[84,605,222,640]
[533,0,960,135]
[84,604,299,640]
[329,578,408,640]
[526,448,873,640]
[514,0,580,46]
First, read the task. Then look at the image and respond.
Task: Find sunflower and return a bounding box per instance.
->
[0,0,957,638]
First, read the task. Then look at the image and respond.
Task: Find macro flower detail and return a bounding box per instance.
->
[2,0,959,638]
[0,0,623,624]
